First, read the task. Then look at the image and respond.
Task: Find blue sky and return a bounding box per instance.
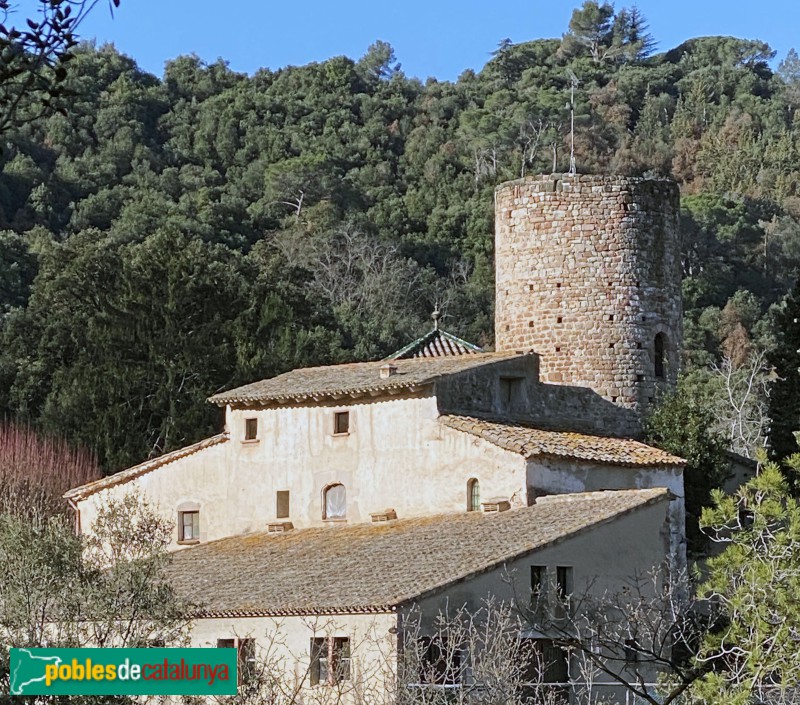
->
[14,0,800,80]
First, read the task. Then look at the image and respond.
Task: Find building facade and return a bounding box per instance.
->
[65,173,688,703]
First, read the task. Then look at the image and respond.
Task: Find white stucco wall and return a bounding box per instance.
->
[76,394,529,548]
[189,612,397,702]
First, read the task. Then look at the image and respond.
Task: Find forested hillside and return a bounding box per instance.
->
[2,3,800,471]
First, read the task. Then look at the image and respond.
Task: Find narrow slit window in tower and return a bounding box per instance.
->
[654,333,666,379]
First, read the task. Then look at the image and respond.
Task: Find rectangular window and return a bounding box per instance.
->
[499,377,524,408]
[217,638,256,684]
[179,511,200,542]
[333,411,350,435]
[310,637,351,686]
[522,639,569,686]
[624,638,640,664]
[418,637,460,685]
[276,490,290,519]
[530,565,546,609]
[556,566,572,600]
[310,638,326,686]
[244,418,258,441]
[238,638,257,683]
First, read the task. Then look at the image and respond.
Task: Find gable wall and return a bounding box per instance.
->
[527,458,685,574]
[403,499,673,692]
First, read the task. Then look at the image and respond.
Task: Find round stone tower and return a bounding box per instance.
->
[494,174,681,419]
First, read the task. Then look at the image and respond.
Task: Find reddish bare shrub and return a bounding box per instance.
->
[0,422,100,518]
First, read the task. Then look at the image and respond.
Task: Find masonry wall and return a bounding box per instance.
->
[494,174,682,431]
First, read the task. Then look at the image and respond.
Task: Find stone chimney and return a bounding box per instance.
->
[379,364,398,379]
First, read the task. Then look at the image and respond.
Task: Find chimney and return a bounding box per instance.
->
[268,521,294,533]
[380,364,398,380]
[370,508,398,522]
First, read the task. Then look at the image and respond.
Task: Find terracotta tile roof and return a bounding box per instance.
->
[385,328,483,360]
[441,415,685,467]
[208,353,521,406]
[63,434,229,501]
[167,488,670,617]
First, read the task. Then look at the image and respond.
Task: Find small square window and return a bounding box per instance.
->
[276,490,290,519]
[244,418,258,441]
[179,510,200,542]
[334,411,350,435]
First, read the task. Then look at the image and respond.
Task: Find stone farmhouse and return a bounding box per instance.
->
[65,174,690,702]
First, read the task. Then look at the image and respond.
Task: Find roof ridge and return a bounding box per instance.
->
[208,353,524,406]
[388,489,671,606]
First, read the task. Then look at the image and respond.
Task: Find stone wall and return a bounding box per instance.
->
[495,174,682,426]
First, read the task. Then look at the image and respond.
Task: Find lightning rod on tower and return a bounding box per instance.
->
[567,69,580,175]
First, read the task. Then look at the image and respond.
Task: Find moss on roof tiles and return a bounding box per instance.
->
[167,488,670,617]
[208,352,521,406]
[441,415,685,467]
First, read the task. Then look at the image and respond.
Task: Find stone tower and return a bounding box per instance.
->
[494,174,681,421]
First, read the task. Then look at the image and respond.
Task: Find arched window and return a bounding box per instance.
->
[654,333,666,379]
[323,483,346,520]
[467,478,481,512]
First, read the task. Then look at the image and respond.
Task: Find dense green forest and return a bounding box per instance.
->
[2,2,800,472]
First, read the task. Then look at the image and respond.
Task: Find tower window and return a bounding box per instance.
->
[654,333,666,379]
[323,483,346,520]
[467,478,480,512]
